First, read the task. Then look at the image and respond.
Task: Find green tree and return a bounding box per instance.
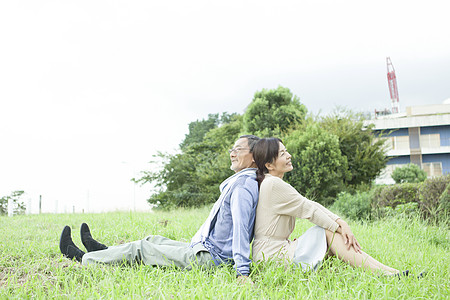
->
[0,191,26,215]
[180,113,237,150]
[135,115,242,209]
[391,164,427,184]
[284,124,351,206]
[179,113,219,150]
[243,86,307,137]
[320,109,388,189]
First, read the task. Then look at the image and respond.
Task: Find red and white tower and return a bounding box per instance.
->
[386,57,400,113]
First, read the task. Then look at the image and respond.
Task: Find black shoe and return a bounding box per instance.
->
[417,271,426,279]
[59,225,77,255]
[80,223,108,252]
[384,270,409,279]
[60,226,85,262]
[393,270,410,279]
[394,270,424,279]
[66,245,85,262]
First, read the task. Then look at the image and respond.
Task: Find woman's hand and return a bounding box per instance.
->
[336,219,362,253]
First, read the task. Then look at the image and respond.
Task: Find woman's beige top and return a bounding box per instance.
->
[253,174,341,262]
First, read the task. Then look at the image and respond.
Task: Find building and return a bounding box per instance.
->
[364,101,450,184]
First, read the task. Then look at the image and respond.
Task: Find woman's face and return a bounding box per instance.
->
[266,142,293,178]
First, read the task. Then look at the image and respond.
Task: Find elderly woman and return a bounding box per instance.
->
[252,137,402,275]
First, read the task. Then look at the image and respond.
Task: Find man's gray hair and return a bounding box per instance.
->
[239,135,260,152]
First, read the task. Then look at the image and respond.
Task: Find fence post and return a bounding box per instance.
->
[8,197,13,217]
[39,195,42,214]
[27,198,31,214]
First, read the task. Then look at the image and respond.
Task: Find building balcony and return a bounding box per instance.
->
[386,149,410,156]
[385,146,450,157]
[421,146,450,155]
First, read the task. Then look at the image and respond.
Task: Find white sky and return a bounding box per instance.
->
[1,0,449,213]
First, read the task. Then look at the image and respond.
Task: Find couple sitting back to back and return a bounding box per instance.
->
[60,135,402,281]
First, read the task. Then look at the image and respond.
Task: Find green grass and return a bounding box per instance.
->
[0,208,448,299]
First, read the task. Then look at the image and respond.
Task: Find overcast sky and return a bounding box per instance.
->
[1,0,449,213]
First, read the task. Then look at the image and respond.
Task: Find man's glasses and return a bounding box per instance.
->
[228,147,249,153]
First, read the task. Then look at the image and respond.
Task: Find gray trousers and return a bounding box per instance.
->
[82,235,215,270]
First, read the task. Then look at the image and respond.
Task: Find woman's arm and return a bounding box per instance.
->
[270,176,362,253]
[311,200,340,222]
[270,177,340,232]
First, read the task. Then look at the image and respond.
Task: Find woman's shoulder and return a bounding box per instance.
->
[260,174,275,187]
[264,175,300,196]
[263,174,289,186]
[261,174,293,192]
[259,175,301,207]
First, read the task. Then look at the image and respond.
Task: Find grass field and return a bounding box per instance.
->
[0,207,448,299]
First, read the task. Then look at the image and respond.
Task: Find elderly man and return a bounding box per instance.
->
[59,135,260,279]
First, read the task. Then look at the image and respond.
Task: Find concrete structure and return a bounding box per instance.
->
[365,101,450,184]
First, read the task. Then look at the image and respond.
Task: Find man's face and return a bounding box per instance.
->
[229,138,254,173]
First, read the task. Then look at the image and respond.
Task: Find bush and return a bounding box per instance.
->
[391,164,427,184]
[331,191,372,221]
[370,175,450,223]
[417,175,450,223]
[380,202,419,218]
[438,183,450,222]
[371,183,419,212]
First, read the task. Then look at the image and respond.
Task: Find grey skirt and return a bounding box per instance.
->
[292,226,327,271]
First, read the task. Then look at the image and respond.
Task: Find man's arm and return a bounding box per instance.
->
[229,179,258,277]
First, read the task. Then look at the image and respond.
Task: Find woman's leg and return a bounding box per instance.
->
[325,230,399,275]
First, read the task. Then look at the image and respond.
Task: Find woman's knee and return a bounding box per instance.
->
[325,229,338,243]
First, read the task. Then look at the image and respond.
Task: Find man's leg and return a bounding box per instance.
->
[82,235,215,270]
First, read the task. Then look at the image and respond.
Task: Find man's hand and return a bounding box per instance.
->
[336,219,362,253]
[236,275,254,286]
